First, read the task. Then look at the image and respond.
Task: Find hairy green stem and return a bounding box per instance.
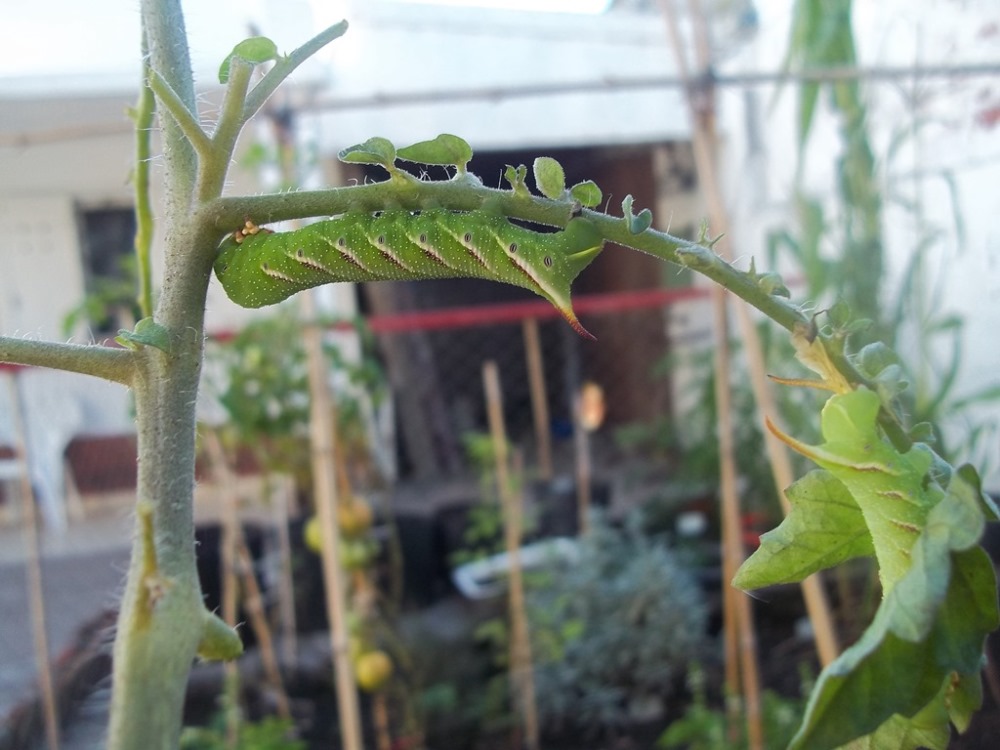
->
[201,58,253,200]
[109,2,209,748]
[205,175,575,231]
[206,177,808,334]
[0,339,136,386]
[243,21,349,122]
[134,47,156,319]
[146,70,212,159]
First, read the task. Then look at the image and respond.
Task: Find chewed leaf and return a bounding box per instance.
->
[397,134,473,172]
[338,137,397,170]
[733,470,872,589]
[504,164,530,195]
[621,195,652,234]
[219,37,279,83]
[533,157,566,200]
[117,317,171,353]
[570,180,602,208]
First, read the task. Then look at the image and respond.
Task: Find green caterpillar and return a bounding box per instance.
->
[214,209,605,337]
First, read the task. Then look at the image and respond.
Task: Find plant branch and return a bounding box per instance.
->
[204,175,575,233]
[243,20,349,123]
[197,57,254,201]
[146,69,212,159]
[205,177,808,333]
[211,57,253,152]
[134,47,156,318]
[109,3,212,749]
[0,338,136,387]
[580,209,811,333]
[142,0,197,211]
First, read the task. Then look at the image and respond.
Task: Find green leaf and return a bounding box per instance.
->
[784,469,997,749]
[116,317,171,353]
[337,137,397,170]
[843,689,952,750]
[570,180,602,208]
[218,36,279,83]
[853,341,900,380]
[533,156,566,200]
[733,470,873,589]
[622,195,653,234]
[397,133,473,173]
[503,164,532,198]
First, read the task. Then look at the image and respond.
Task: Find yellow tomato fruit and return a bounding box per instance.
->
[339,538,374,570]
[303,515,323,553]
[354,650,393,692]
[337,497,374,538]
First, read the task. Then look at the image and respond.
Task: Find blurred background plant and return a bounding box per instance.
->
[202,308,387,494]
[658,663,811,750]
[470,513,709,738]
[180,714,305,750]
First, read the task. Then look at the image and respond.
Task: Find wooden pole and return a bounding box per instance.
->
[266,97,363,750]
[521,319,553,481]
[203,431,292,721]
[302,291,365,750]
[658,0,840,669]
[571,391,592,536]
[271,475,299,665]
[660,2,763,747]
[482,361,539,750]
[7,373,60,750]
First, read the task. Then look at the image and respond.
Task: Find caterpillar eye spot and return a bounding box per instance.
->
[543,256,554,267]
[463,232,473,244]
[508,242,518,254]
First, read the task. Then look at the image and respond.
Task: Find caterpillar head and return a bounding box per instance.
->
[515,217,604,339]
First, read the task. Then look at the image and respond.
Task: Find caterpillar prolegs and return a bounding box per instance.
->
[213,210,605,337]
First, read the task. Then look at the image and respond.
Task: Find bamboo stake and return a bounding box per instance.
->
[301,291,365,750]
[658,0,840,668]
[660,3,763,747]
[203,431,292,721]
[7,373,60,750]
[233,541,292,718]
[373,692,392,750]
[482,361,539,750]
[208,431,242,746]
[270,475,299,665]
[266,91,364,750]
[571,391,592,537]
[521,319,553,481]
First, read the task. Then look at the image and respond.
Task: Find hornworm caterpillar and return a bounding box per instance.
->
[214,210,605,337]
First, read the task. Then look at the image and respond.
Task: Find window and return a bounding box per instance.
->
[75,207,138,336]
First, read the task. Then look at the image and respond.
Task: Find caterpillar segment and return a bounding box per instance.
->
[214,210,605,338]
